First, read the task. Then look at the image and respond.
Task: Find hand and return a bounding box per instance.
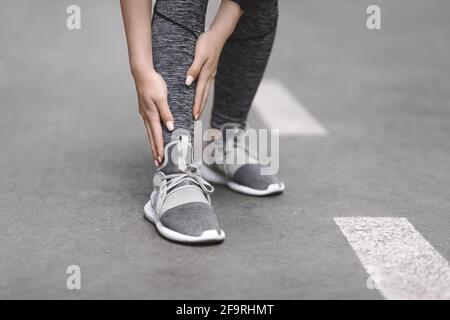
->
[134,68,174,166]
[186,30,227,120]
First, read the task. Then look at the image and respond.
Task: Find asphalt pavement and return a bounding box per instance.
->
[0,0,449,299]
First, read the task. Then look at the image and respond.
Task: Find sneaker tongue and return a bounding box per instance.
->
[160,134,193,175]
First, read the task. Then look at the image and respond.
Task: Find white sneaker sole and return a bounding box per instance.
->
[201,165,285,196]
[144,200,225,244]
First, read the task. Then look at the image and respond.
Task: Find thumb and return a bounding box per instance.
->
[186,55,205,87]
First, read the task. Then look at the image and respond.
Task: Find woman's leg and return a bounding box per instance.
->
[211,0,278,128]
[152,0,209,144]
[147,0,225,244]
[202,0,284,196]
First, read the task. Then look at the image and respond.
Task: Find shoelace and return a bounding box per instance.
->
[156,163,214,213]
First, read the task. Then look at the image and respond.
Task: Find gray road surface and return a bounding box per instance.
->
[0,0,449,299]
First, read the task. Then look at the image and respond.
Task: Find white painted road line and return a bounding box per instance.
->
[334,217,450,300]
[253,79,328,136]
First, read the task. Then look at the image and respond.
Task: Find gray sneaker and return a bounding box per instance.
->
[201,123,285,196]
[144,133,225,244]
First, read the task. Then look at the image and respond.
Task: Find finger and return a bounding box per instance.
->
[139,101,157,159]
[142,116,158,166]
[186,55,206,87]
[154,95,174,132]
[199,78,212,117]
[145,106,164,164]
[193,71,208,120]
[140,99,158,164]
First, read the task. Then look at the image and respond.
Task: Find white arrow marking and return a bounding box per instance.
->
[334,217,450,300]
[253,79,328,136]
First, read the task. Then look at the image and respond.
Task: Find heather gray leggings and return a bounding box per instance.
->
[152,0,278,144]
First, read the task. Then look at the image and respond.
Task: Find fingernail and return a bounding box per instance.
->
[166,121,174,131]
[154,159,159,167]
[186,75,194,86]
[194,114,199,120]
[158,156,162,164]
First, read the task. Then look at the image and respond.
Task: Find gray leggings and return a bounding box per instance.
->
[152,0,278,144]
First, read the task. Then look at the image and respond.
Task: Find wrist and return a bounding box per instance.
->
[131,62,155,82]
[206,27,230,48]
